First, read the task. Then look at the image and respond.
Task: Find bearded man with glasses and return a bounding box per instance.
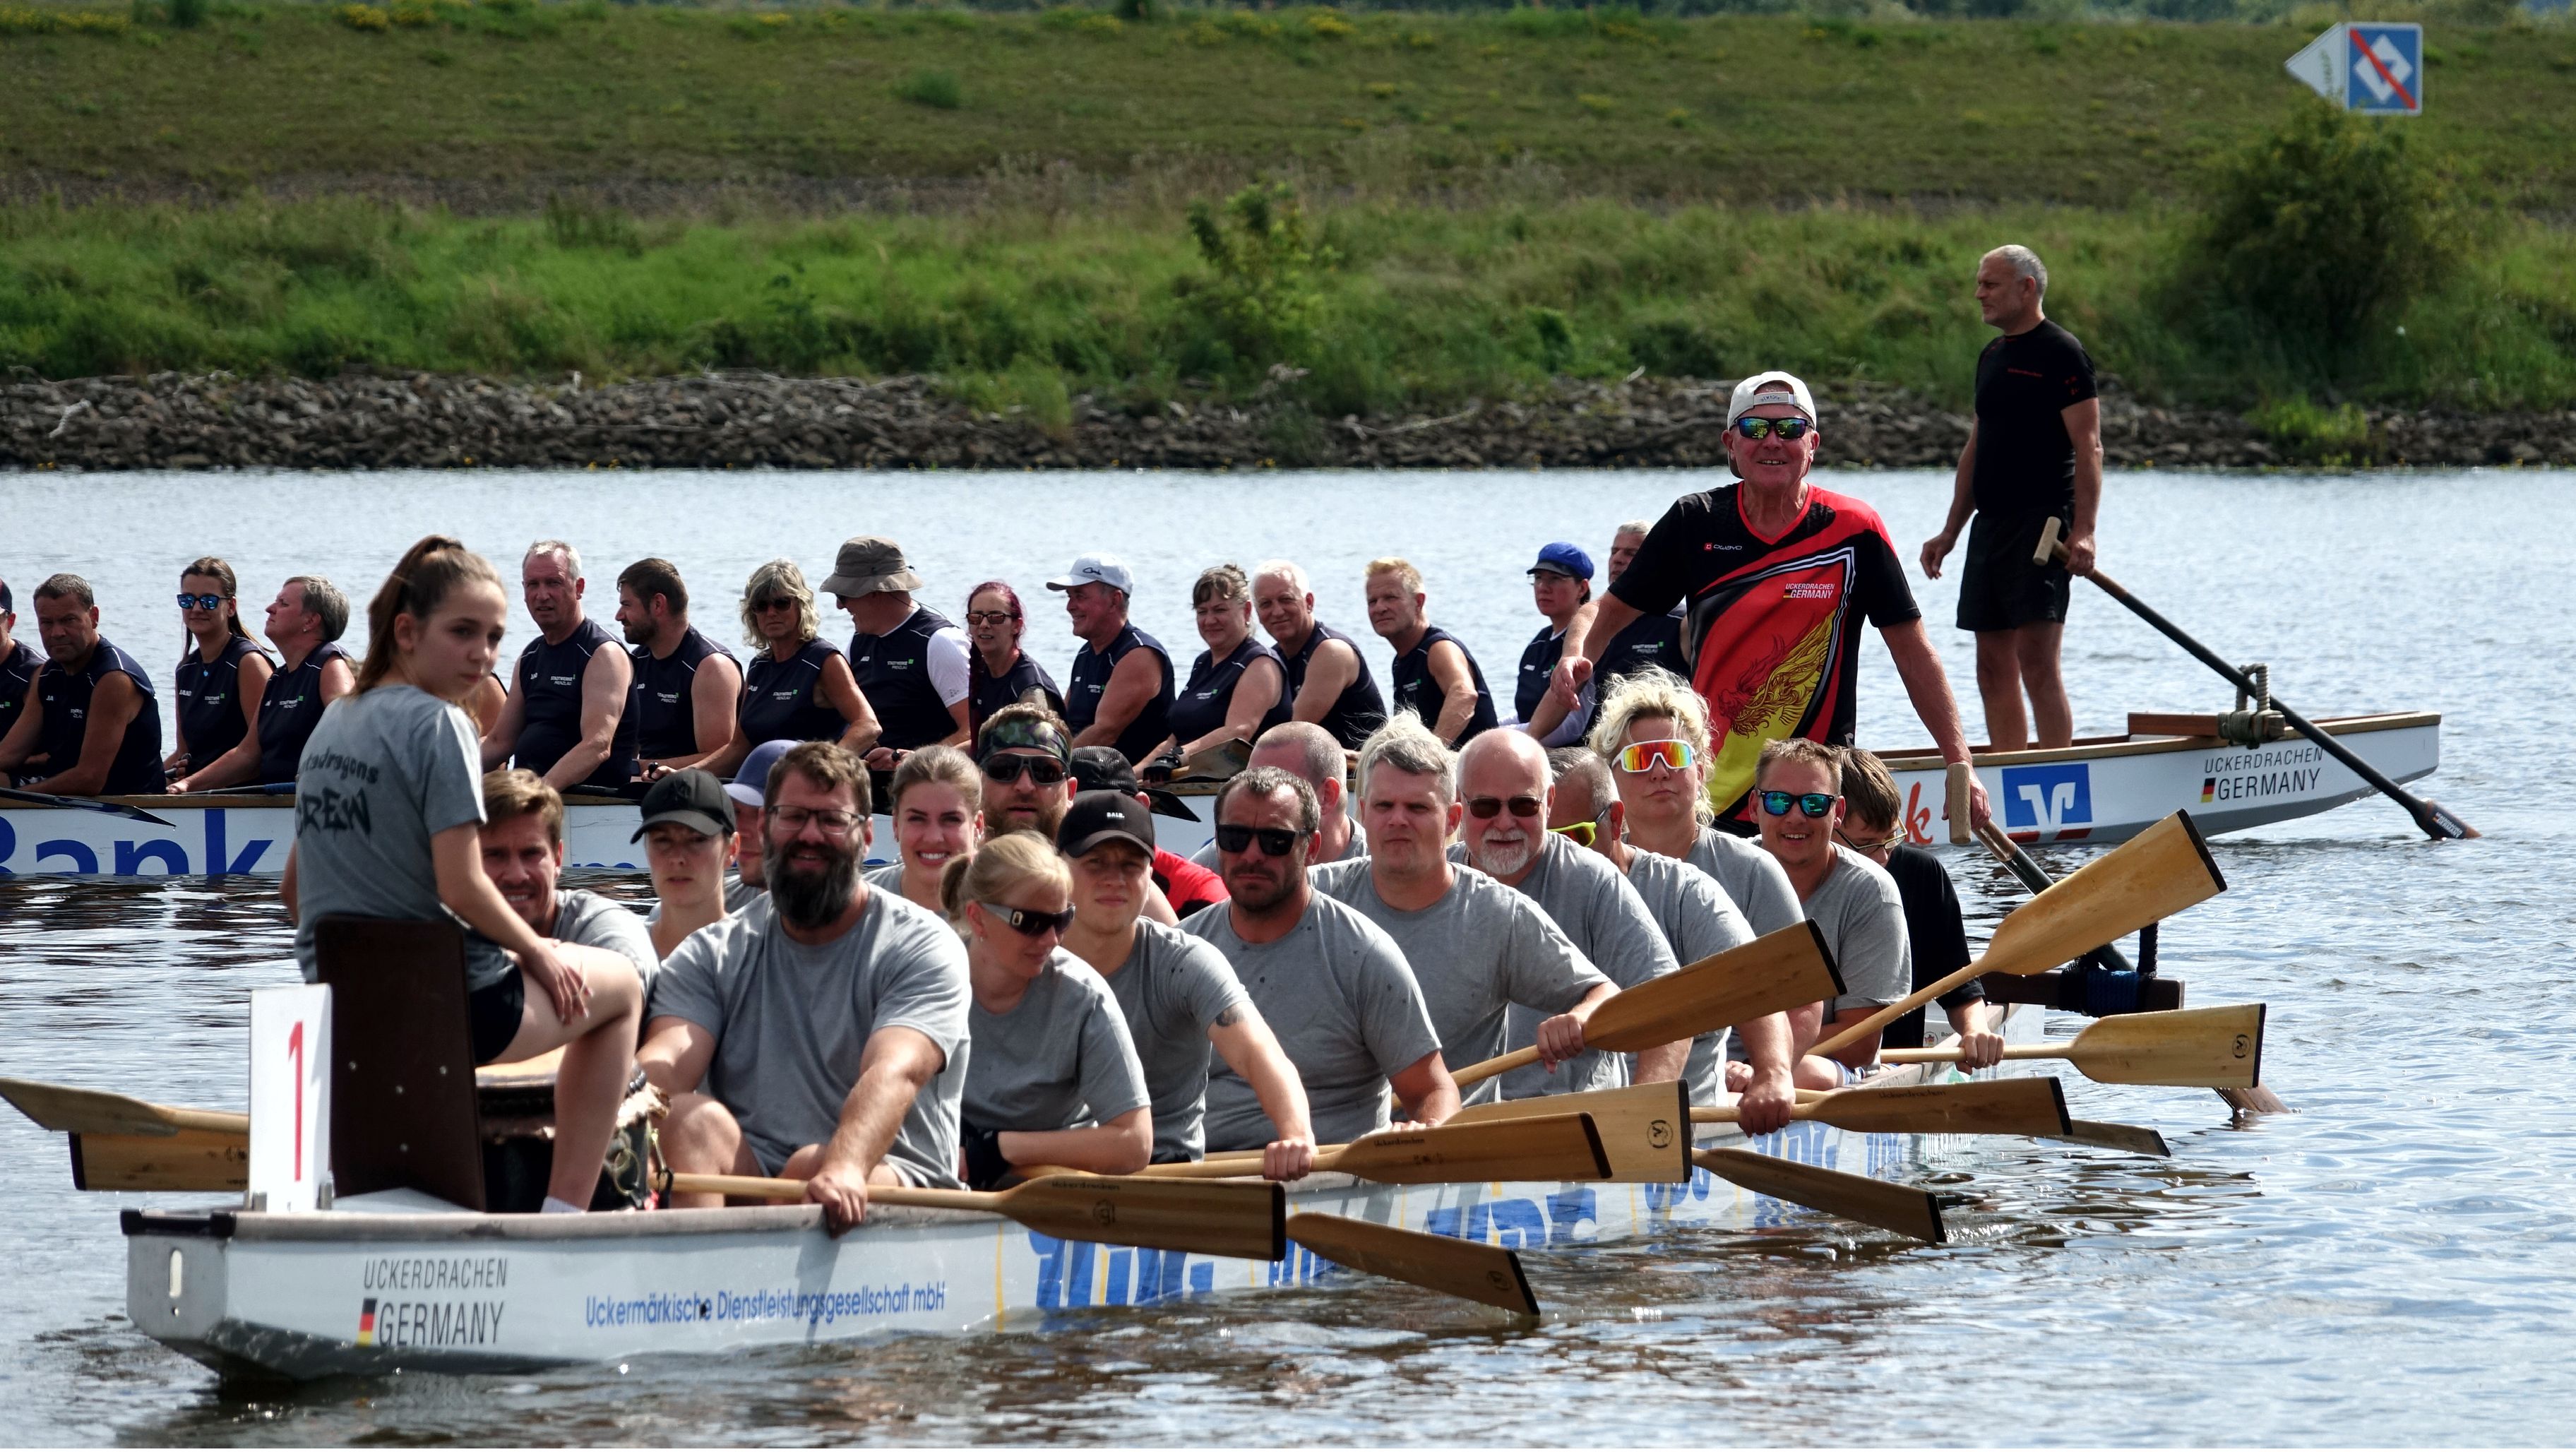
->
[642,741,974,1232]
[1748,737,1912,1090]
[1185,765,1459,1150]
[1448,729,1688,1099]
[1547,371,1991,837]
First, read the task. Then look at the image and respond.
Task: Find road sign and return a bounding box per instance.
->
[2286,22,2424,116]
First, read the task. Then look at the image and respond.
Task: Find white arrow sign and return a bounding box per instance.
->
[2286,23,2347,103]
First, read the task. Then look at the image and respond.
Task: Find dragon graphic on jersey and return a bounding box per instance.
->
[1683,544,1865,819]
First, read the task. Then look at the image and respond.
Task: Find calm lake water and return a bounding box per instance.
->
[2,466,2572,1445]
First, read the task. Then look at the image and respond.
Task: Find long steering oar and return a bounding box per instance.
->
[1811,811,2225,1061]
[1881,1004,2267,1089]
[1287,1213,1541,1315]
[1693,1148,1947,1243]
[0,786,178,826]
[1142,1114,1611,1185]
[1448,922,1842,1090]
[0,1075,249,1192]
[2036,517,2474,840]
[1694,1076,2072,1138]
[669,1171,1286,1261]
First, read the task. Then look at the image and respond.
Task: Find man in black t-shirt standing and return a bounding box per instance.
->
[1921,245,2103,751]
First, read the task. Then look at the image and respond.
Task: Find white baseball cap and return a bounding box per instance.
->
[1046,554,1135,595]
[1725,371,1818,428]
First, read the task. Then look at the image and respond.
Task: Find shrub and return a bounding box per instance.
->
[169,0,205,26]
[893,69,964,109]
[1304,8,1352,38]
[2250,395,2375,465]
[335,4,388,29]
[1185,181,1337,373]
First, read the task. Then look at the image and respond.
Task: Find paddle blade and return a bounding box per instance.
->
[1447,1081,1692,1183]
[1693,1148,1945,1244]
[1287,1212,1539,1315]
[1797,1077,2073,1138]
[2044,1120,2174,1156]
[2069,1004,2265,1088]
[71,1128,249,1192]
[1585,921,1845,1053]
[0,1076,246,1138]
[1333,1113,1611,1186]
[1005,1175,1287,1261]
[1978,812,2224,978]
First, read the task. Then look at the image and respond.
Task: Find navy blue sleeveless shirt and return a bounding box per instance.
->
[0,639,40,748]
[1064,623,1174,766]
[256,641,352,784]
[629,626,735,761]
[1389,624,1498,746]
[1167,635,1291,751]
[1513,624,1572,725]
[849,606,962,752]
[175,634,265,772]
[32,635,165,794]
[968,648,1064,741]
[739,638,849,749]
[511,616,637,789]
[1281,621,1386,750]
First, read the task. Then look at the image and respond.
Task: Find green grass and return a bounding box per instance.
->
[2,3,2572,207]
[5,190,2571,411]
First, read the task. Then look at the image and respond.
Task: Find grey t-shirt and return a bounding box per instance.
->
[1454,835,1679,1097]
[552,888,659,988]
[1095,920,1254,1162]
[648,888,972,1186]
[1188,828,1364,872]
[1623,850,1754,1105]
[1310,858,1610,1103]
[1803,843,1912,1018]
[1684,826,1804,936]
[292,685,511,988]
[965,948,1150,1136]
[861,862,906,895]
[1183,894,1442,1151]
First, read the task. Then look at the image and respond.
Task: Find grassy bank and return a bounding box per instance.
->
[5,192,2572,412]
[4,4,2574,207]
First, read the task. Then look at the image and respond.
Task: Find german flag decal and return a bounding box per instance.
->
[358,1298,378,1347]
[2200,778,2217,804]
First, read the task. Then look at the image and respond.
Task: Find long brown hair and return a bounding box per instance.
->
[354,536,503,696]
[179,555,264,658]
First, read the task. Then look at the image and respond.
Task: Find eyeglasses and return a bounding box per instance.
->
[751,597,797,614]
[982,901,1076,937]
[1837,825,1902,854]
[982,754,1068,786]
[1550,819,1600,846]
[1616,739,1695,773]
[1758,790,1839,819]
[176,593,228,610]
[1464,795,1543,820]
[1215,823,1303,857]
[1731,417,1811,441]
[772,805,861,834]
[964,611,1018,627]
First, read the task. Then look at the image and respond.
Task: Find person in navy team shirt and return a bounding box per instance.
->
[827,535,972,768]
[165,555,273,787]
[174,574,355,793]
[0,573,166,796]
[1050,553,1174,768]
[617,557,741,780]
[0,576,47,759]
[480,540,638,792]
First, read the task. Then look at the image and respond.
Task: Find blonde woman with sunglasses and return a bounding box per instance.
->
[700,559,881,778]
[1587,669,1802,940]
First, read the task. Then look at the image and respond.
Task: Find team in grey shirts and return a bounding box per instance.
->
[962,948,1151,1151]
[1794,843,1912,1018]
[1453,832,1681,1097]
[1095,920,1257,1161]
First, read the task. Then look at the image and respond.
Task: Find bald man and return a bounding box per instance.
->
[1188,720,1360,870]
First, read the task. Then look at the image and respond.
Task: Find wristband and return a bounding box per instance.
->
[961,1124,1011,1191]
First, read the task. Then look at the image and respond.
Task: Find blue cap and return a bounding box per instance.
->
[725,738,796,809]
[1528,542,1594,581]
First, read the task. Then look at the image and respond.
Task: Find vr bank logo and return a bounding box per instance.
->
[2000,763,2093,838]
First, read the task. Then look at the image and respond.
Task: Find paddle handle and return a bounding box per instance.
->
[1808,961,1984,1060]
[668,1172,994,1213]
[1877,1045,2065,1065]
[1945,762,1974,845]
[1690,1104,1829,1126]
[1448,1045,1540,1090]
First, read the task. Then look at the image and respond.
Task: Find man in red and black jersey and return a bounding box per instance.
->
[1553,372,1990,832]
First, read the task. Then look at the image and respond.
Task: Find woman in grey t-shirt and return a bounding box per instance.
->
[282,535,645,1216]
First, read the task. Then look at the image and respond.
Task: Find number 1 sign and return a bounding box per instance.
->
[248,984,333,1213]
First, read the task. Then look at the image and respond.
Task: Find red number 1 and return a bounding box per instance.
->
[287,1020,305,1181]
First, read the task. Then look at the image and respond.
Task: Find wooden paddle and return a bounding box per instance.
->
[1441,1081,1692,1183]
[0,786,179,826]
[1287,1213,1540,1315]
[0,1076,247,1137]
[1448,922,1842,1090]
[1810,811,2226,1060]
[2046,1120,2173,1156]
[0,1077,254,1193]
[1693,1148,1947,1244]
[2036,516,2476,841]
[1880,1004,2267,1088]
[1694,1076,2073,1138]
[669,1172,1287,1261]
[1140,1113,1611,1185]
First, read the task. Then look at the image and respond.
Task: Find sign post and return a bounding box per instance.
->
[248,984,333,1213]
[2286,22,2424,116]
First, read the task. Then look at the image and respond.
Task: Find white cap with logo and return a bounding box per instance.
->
[1046,554,1136,596]
[1724,371,1818,428]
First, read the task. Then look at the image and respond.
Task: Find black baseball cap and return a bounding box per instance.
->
[631,768,738,841]
[1057,790,1156,859]
[1069,746,1198,821]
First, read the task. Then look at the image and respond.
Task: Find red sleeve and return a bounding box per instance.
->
[1820,494,1921,629]
[1155,850,1229,914]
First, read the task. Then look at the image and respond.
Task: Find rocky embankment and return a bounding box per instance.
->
[5,370,2570,471]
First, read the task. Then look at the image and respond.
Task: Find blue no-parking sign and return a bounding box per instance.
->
[2286,22,2425,116]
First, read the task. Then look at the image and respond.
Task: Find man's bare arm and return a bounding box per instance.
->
[1881,618,1990,828]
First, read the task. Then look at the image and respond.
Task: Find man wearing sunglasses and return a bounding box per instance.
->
[645,742,974,1233]
[1545,749,1799,1134]
[1186,766,1460,1149]
[1312,719,1619,1105]
[1450,730,1688,1099]
[1749,739,1912,1089]
[1549,372,1990,835]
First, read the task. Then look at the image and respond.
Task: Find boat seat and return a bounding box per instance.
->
[312,917,488,1213]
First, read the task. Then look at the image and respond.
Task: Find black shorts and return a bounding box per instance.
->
[1956,511,2073,633]
[467,970,527,1066]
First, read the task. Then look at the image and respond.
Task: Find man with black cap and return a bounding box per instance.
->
[1070,745,1227,918]
[478,767,660,984]
[1056,790,1315,1178]
[1513,541,1598,747]
[825,535,972,768]
[652,737,787,927]
[1048,552,1173,766]
[634,767,740,960]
